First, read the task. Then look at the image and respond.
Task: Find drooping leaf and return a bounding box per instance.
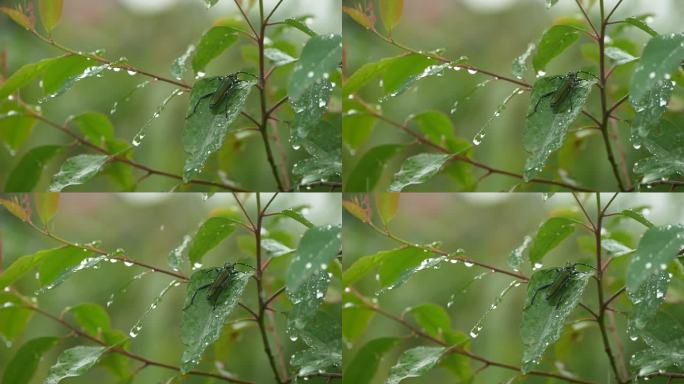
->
[182,77,255,181]
[188,217,236,263]
[43,63,113,100]
[286,225,341,293]
[523,74,596,180]
[379,0,403,32]
[288,33,341,100]
[38,256,107,294]
[38,0,63,33]
[545,0,560,7]
[508,235,532,271]
[343,246,421,286]
[383,54,437,95]
[343,54,406,97]
[261,238,294,257]
[48,154,110,191]
[386,346,445,384]
[389,153,451,192]
[1,337,60,384]
[45,346,107,384]
[0,246,79,290]
[601,238,634,257]
[42,55,95,95]
[203,0,219,8]
[171,44,195,80]
[529,217,577,264]
[630,33,684,138]
[532,25,580,72]
[375,192,400,226]
[342,6,373,30]
[0,100,37,152]
[274,209,314,228]
[343,337,399,384]
[36,245,92,287]
[0,198,29,221]
[191,27,240,73]
[0,56,60,100]
[264,48,297,67]
[605,46,638,66]
[618,208,654,228]
[0,292,33,344]
[34,192,60,225]
[378,250,443,292]
[380,63,452,102]
[520,268,593,373]
[344,145,403,192]
[623,17,658,37]
[180,267,251,373]
[626,225,684,295]
[5,145,63,192]
[283,18,317,37]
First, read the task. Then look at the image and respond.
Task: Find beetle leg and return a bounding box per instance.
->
[186,92,216,119]
[184,283,213,310]
[527,91,556,117]
[525,282,553,309]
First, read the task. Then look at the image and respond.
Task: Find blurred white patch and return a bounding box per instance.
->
[118,193,170,205]
[462,0,517,13]
[119,0,180,14]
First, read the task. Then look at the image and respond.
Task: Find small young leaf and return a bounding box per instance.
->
[188,217,236,263]
[523,75,595,181]
[521,268,593,373]
[48,154,109,191]
[344,145,403,192]
[288,33,341,100]
[283,18,317,37]
[342,6,373,30]
[386,346,445,384]
[261,238,294,257]
[342,200,369,223]
[623,17,658,37]
[0,7,33,30]
[626,225,684,295]
[264,48,297,67]
[379,0,403,33]
[601,238,634,257]
[183,77,256,181]
[532,25,579,72]
[0,198,29,222]
[45,346,107,384]
[343,337,399,384]
[35,192,60,225]
[38,0,64,33]
[180,267,251,373]
[529,217,577,264]
[389,153,452,192]
[618,209,654,228]
[605,46,638,66]
[69,303,111,337]
[286,224,341,292]
[274,209,314,228]
[1,337,60,384]
[191,27,239,73]
[375,192,400,225]
[5,145,63,192]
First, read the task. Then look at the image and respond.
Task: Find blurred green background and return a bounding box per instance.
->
[343,193,684,383]
[0,192,341,383]
[343,0,684,192]
[0,0,341,191]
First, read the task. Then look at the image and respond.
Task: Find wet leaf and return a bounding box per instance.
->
[45,345,107,384]
[634,120,684,183]
[520,267,593,373]
[523,74,595,181]
[290,312,342,376]
[342,112,377,150]
[180,267,251,373]
[286,224,341,293]
[342,292,374,343]
[0,100,37,152]
[345,144,403,192]
[290,78,333,146]
[288,270,330,333]
[380,63,452,102]
[262,238,294,257]
[628,271,670,333]
[292,120,341,185]
[288,34,341,100]
[37,246,93,286]
[48,154,109,191]
[274,209,314,228]
[386,346,445,384]
[5,145,63,192]
[182,76,255,181]
[605,46,638,66]
[623,17,658,37]
[69,303,111,337]
[264,48,297,67]
[410,111,470,153]
[42,55,95,95]
[283,18,317,37]
[389,153,451,192]
[0,246,79,290]
[508,235,532,271]
[601,238,634,257]
[1,337,60,384]
[532,25,579,72]
[512,42,536,79]
[191,27,239,73]
[408,303,451,338]
[529,217,577,264]
[630,311,684,375]
[618,209,654,228]
[0,56,60,100]
[171,44,195,80]
[188,217,236,263]
[626,225,684,295]
[343,337,399,384]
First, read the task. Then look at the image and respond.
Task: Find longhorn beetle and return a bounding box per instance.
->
[528,71,599,117]
[184,262,254,310]
[526,262,596,309]
[186,71,257,119]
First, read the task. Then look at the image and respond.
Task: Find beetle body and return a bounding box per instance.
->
[187,72,256,118]
[185,262,253,310]
[527,262,594,309]
[528,72,593,117]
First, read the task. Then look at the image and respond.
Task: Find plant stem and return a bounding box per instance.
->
[254,194,285,383]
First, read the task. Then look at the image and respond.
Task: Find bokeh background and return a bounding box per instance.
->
[0,192,341,383]
[343,193,684,383]
[343,0,684,192]
[0,0,341,191]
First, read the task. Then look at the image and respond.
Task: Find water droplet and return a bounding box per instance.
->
[536,70,546,77]
[193,262,203,270]
[463,261,474,268]
[127,70,137,76]
[533,262,543,270]
[196,71,206,79]
[467,69,477,75]
[649,72,656,79]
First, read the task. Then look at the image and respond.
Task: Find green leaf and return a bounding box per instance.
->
[408,303,451,338]
[48,154,110,191]
[171,44,195,80]
[290,312,342,376]
[545,0,559,7]
[630,312,684,375]
[343,6,373,30]
[188,217,236,263]
[43,62,112,99]
[191,27,239,73]
[529,217,577,264]
[1,337,60,384]
[283,18,317,37]
[605,46,638,66]
[0,246,76,290]
[0,292,33,344]
[100,329,130,379]
[264,48,297,67]
[71,112,114,146]
[288,270,330,333]
[523,74,596,181]
[375,192,400,226]
[389,153,451,192]
[628,271,670,333]
[288,34,341,100]
[520,268,593,373]
[508,235,532,271]
[379,0,403,32]
[45,346,107,384]
[293,119,342,185]
[383,54,436,95]
[601,238,634,257]
[262,238,294,257]
[345,144,403,192]
[183,76,255,181]
[0,101,37,152]
[290,78,333,146]
[626,225,684,295]
[378,247,434,288]
[0,7,33,30]
[532,25,579,72]
[618,209,654,228]
[5,145,62,192]
[41,55,95,95]
[344,337,399,384]
[34,192,60,225]
[512,42,536,79]
[342,292,374,343]
[342,112,377,150]
[410,111,470,154]
[287,224,341,292]
[344,55,402,96]
[386,346,445,384]
[274,209,314,228]
[634,120,684,183]
[38,0,63,33]
[180,267,251,373]
[38,252,105,293]
[623,17,658,37]
[630,33,684,138]
[0,57,60,100]
[380,63,452,102]
[343,246,416,286]
[203,0,219,8]
[69,303,111,337]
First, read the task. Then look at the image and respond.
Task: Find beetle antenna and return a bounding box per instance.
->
[234,262,256,271]
[573,262,597,271]
[234,71,258,79]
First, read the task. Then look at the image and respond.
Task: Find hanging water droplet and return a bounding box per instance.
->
[536,70,546,77]
[196,71,206,79]
[193,262,203,270]
[467,69,477,75]
[533,262,543,270]
[463,261,474,268]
